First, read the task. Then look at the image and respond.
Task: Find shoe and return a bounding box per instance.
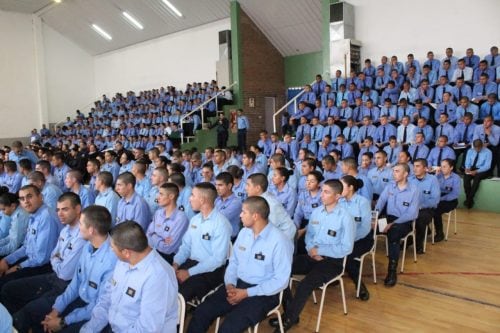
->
[358,282,370,301]
[280,318,299,333]
[269,316,298,328]
[384,260,398,287]
[434,232,445,243]
[416,247,424,255]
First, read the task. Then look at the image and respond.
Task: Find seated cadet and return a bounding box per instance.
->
[424,51,441,74]
[479,93,500,123]
[442,47,459,71]
[321,117,341,144]
[35,160,59,189]
[357,136,378,166]
[268,167,297,217]
[434,114,455,144]
[299,134,318,156]
[472,74,497,104]
[336,134,354,160]
[213,149,230,176]
[463,139,492,209]
[173,182,232,302]
[319,99,339,124]
[215,172,243,241]
[363,58,377,79]
[434,159,460,242]
[384,136,403,166]
[331,70,346,93]
[368,150,393,201]
[81,221,178,332]
[453,112,476,166]
[0,185,60,290]
[131,161,152,199]
[0,193,29,257]
[94,171,119,224]
[341,157,373,201]
[434,75,454,103]
[357,116,377,145]
[427,135,456,168]
[18,159,33,188]
[310,117,324,145]
[412,100,431,123]
[473,115,500,175]
[374,115,396,148]
[269,180,355,332]
[17,205,115,332]
[115,172,151,230]
[415,117,434,145]
[296,158,316,194]
[144,167,169,216]
[405,54,421,75]
[451,59,473,84]
[28,171,63,212]
[118,152,135,176]
[146,183,189,264]
[435,92,458,125]
[227,165,247,203]
[321,155,343,181]
[375,163,419,286]
[358,152,374,176]
[267,154,297,190]
[409,159,440,254]
[188,197,293,333]
[245,174,296,241]
[473,60,495,84]
[294,171,324,253]
[452,77,473,102]
[250,146,269,175]
[8,141,38,166]
[397,116,417,147]
[52,152,72,192]
[3,161,23,194]
[1,193,85,330]
[100,151,120,184]
[399,82,418,104]
[65,170,95,209]
[340,175,373,300]
[484,46,499,69]
[343,118,359,148]
[397,98,415,122]
[439,60,454,82]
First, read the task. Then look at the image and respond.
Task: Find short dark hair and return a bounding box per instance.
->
[323,179,343,194]
[193,182,217,204]
[97,171,114,187]
[159,182,179,199]
[58,192,81,207]
[81,205,112,236]
[169,172,186,188]
[248,173,268,192]
[215,172,234,185]
[117,172,136,187]
[243,196,270,221]
[111,221,148,252]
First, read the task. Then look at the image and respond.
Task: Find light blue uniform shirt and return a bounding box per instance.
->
[0,206,29,256]
[8,149,38,166]
[305,205,355,258]
[464,148,492,173]
[356,174,373,201]
[226,223,293,297]
[368,166,393,195]
[437,173,461,201]
[177,186,195,220]
[5,204,60,268]
[174,208,232,276]
[473,125,500,146]
[50,224,86,281]
[76,185,95,209]
[0,213,11,239]
[0,304,12,333]
[101,162,120,183]
[134,177,152,199]
[53,238,116,325]
[54,164,71,191]
[268,183,297,218]
[293,190,322,228]
[375,182,420,224]
[339,194,372,241]
[384,145,403,166]
[4,172,23,194]
[427,146,456,167]
[409,174,440,209]
[42,183,63,211]
[144,186,160,216]
[260,192,297,241]
[456,104,480,123]
[215,194,242,237]
[95,188,120,224]
[147,207,189,255]
[81,250,178,333]
[117,193,152,230]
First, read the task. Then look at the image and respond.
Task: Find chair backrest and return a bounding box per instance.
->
[177,293,186,332]
[370,210,379,246]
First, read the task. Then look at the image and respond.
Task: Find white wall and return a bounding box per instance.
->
[0,11,40,138]
[43,24,95,124]
[94,18,230,96]
[348,0,500,65]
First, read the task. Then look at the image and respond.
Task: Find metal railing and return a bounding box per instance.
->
[180,81,238,144]
[272,80,315,133]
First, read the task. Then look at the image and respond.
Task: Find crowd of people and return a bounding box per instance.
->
[0,46,498,332]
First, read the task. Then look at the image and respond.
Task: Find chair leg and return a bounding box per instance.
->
[371,252,377,284]
[445,212,451,241]
[431,220,435,244]
[251,323,257,333]
[215,317,220,333]
[385,236,389,257]
[412,232,417,263]
[423,225,428,253]
[400,238,407,273]
[312,290,317,304]
[277,312,284,333]
[454,209,457,235]
[356,257,364,298]
[340,278,347,315]
[315,287,327,333]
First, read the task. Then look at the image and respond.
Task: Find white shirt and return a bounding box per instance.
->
[451,67,473,82]
[397,123,417,144]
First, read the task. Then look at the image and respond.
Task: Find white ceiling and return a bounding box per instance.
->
[0,0,322,57]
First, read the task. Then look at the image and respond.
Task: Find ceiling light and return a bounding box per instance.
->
[122,11,144,30]
[161,0,183,17]
[91,24,112,41]
[54,0,62,3]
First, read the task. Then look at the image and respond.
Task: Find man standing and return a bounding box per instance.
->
[188,197,292,333]
[237,109,250,153]
[81,221,178,332]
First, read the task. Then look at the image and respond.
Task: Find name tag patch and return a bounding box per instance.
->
[382,178,389,182]
[179,205,185,211]
[237,192,244,197]
[31,229,36,235]
[312,203,319,208]
[88,281,97,289]
[238,246,246,251]
[445,186,452,191]
[403,201,410,207]
[423,190,431,194]
[68,243,73,250]
[126,287,136,297]
[164,226,170,232]
[202,233,211,241]
[354,217,362,222]
[254,252,265,261]
[328,229,337,237]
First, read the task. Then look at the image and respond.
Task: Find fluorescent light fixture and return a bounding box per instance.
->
[91,24,112,41]
[123,11,144,30]
[161,0,183,17]
[54,0,62,3]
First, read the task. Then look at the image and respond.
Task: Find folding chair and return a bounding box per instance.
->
[177,293,186,333]
[400,220,417,273]
[445,208,457,240]
[354,211,378,298]
[423,218,435,253]
[289,257,347,333]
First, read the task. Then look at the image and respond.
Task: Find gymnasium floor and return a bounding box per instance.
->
[189,209,500,332]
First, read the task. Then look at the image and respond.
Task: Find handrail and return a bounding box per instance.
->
[180,81,238,144]
[272,80,315,133]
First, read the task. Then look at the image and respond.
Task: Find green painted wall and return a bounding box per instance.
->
[230,0,243,108]
[284,51,323,87]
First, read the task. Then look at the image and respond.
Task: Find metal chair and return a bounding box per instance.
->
[400,220,417,273]
[354,211,378,298]
[445,208,457,240]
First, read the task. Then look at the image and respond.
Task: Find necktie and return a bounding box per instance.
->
[471,151,479,169]
[403,107,407,117]
[389,147,394,162]
[329,108,333,117]
[437,148,443,165]
[364,127,368,140]
[439,125,443,137]
[313,127,317,140]
[492,56,496,66]
[403,126,407,143]
[429,61,433,71]
[340,145,343,159]
[458,88,463,100]
[490,105,494,117]
[328,127,332,137]
[369,108,373,120]
[300,126,304,138]
[482,85,486,96]
[463,125,469,143]
[413,145,419,161]
[444,104,448,115]
[347,127,352,142]
[341,109,345,119]
[445,70,449,79]
[460,70,464,79]
[382,126,386,142]
[287,143,291,158]
[335,79,338,91]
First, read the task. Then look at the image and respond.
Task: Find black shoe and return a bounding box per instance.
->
[358,282,370,301]
[434,232,445,243]
[416,247,424,255]
[384,260,398,287]
[269,315,297,328]
[279,318,299,333]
